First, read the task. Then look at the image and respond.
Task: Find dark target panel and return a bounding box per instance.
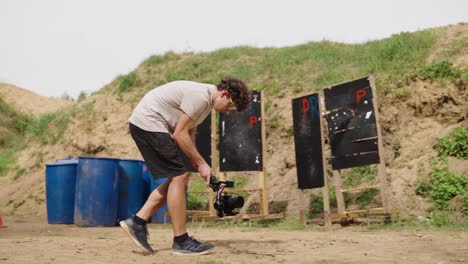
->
[180,113,211,172]
[219,91,262,171]
[323,77,380,170]
[292,93,324,189]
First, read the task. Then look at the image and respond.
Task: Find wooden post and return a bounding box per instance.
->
[322,184,332,227]
[209,109,217,217]
[298,189,306,225]
[368,76,391,214]
[318,91,332,226]
[259,171,268,216]
[333,170,346,214]
[219,172,226,181]
[260,91,269,216]
[208,191,215,217]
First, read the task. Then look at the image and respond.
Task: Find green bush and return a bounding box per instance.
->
[267,115,280,129]
[429,166,466,210]
[233,176,247,189]
[416,60,462,80]
[0,101,69,177]
[462,68,468,83]
[0,99,32,176]
[187,194,207,210]
[269,200,288,214]
[429,210,453,227]
[0,99,33,176]
[0,98,31,139]
[118,71,137,93]
[307,188,352,219]
[308,194,325,219]
[355,188,379,207]
[26,111,70,145]
[343,165,377,188]
[77,91,88,102]
[27,113,57,144]
[462,192,468,216]
[416,158,467,210]
[415,180,432,197]
[187,178,208,210]
[435,127,468,159]
[0,150,15,177]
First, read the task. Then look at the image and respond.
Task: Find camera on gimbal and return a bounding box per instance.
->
[209,176,244,218]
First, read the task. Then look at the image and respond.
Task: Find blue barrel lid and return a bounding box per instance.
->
[46,158,79,166]
[78,156,119,161]
[119,158,144,163]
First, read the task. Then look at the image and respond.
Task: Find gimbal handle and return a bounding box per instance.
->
[209,175,234,191]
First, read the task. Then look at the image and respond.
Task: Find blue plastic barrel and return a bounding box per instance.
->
[45,158,78,224]
[74,157,119,227]
[141,162,152,201]
[118,159,145,221]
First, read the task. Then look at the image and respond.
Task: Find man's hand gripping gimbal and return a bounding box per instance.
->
[209,176,244,218]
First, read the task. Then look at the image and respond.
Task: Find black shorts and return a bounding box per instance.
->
[129,123,187,179]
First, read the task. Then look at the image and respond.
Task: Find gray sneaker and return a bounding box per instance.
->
[172,236,214,255]
[119,218,155,254]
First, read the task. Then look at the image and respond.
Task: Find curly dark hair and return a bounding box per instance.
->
[216,77,250,112]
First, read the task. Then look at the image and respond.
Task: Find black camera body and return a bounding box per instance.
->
[209,176,244,218]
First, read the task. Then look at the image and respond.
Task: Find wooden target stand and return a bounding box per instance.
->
[301,76,396,226]
[187,93,284,222]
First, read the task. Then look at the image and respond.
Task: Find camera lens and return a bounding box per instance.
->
[225,196,244,211]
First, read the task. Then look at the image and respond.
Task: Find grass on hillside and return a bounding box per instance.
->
[415,127,468,219]
[114,30,438,102]
[0,150,15,177]
[0,98,31,176]
[0,98,73,177]
[435,127,468,159]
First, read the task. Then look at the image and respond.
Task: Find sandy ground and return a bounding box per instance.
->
[0,216,466,264]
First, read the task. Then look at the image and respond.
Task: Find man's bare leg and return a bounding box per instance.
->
[166,172,189,236]
[119,180,171,254]
[168,172,214,255]
[136,180,170,221]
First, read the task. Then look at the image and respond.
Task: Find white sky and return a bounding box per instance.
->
[1,0,467,98]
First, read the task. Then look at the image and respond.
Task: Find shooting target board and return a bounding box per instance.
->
[292,93,325,189]
[323,77,380,170]
[219,90,263,171]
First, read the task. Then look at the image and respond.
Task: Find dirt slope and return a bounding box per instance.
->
[0,83,71,117]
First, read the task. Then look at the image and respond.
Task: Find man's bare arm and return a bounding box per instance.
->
[173,114,203,165]
[188,127,196,146]
[173,114,211,182]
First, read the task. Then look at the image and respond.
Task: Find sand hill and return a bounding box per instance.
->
[0,83,71,117]
[0,24,466,221]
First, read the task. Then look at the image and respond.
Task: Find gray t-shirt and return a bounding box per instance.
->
[129,81,214,133]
